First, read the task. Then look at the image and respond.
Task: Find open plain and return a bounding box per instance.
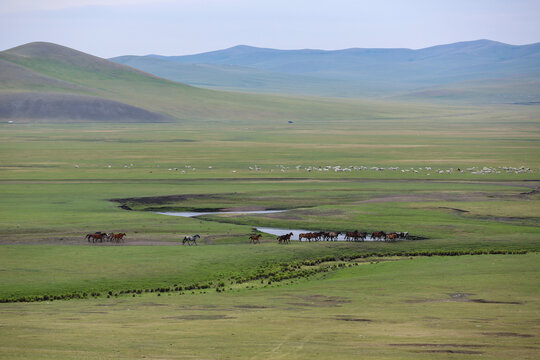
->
[0,41,539,359]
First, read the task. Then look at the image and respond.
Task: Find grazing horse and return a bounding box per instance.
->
[249,234,262,244]
[277,232,293,244]
[111,233,126,243]
[183,234,200,246]
[371,231,386,241]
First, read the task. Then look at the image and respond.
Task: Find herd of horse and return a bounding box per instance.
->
[299,230,409,242]
[85,232,126,243]
[249,230,409,244]
[85,230,408,245]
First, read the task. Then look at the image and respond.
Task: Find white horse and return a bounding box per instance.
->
[182,234,200,245]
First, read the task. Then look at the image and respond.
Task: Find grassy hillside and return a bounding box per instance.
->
[112,55,380,97]
[154,40,540,81]
[111,40,540,101]
[0,92,170,122]
[394,75,540,103]
[0,41,450,122]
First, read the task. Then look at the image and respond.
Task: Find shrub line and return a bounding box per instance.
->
[0,249,529,303]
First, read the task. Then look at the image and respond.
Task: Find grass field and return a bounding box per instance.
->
[1,54,539,358]
[1,102,539,299]
[0,254,537,359]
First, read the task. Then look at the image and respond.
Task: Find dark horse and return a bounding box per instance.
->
[183,234,200,245]
[86,232,106,243]
[249,234,262,244]
[277,232,293,244]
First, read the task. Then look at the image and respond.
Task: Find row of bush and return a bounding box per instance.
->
[0,249,529,303]
[227,249,529,285]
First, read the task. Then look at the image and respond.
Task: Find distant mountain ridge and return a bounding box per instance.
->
[2,41,401,122]
[112,40,540,101]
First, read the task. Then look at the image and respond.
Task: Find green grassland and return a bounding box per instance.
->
[0,42,539,358]
[0,254,537,359]
[0,116,539,303]
[1,100,539,302]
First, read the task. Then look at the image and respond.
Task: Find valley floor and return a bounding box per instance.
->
[0,254,537,359]
[0,101,538,358]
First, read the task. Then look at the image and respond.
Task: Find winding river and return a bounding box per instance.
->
[156,210,375,241]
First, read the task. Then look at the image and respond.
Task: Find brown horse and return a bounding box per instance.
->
[88,232,107,243]
[326,232,340,241]
[385,233,398,242]
[249,234,262,244]
[298,233,310,242]
[299,232,317,242]
[372,231,386,241]
[111,233,126,243]
[345,231,359,241]
[278,232,293,244]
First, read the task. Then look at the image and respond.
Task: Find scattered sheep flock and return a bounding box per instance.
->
[74,163,534,175]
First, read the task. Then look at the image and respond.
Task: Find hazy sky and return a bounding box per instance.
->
[1,0,539,57]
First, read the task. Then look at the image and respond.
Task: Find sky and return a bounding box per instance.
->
[1,0,539,58]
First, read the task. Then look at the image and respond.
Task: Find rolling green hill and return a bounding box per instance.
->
[0,42,456,122]
[111,55,377,97]
[394,75,540,103]
[111,40,540,102]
